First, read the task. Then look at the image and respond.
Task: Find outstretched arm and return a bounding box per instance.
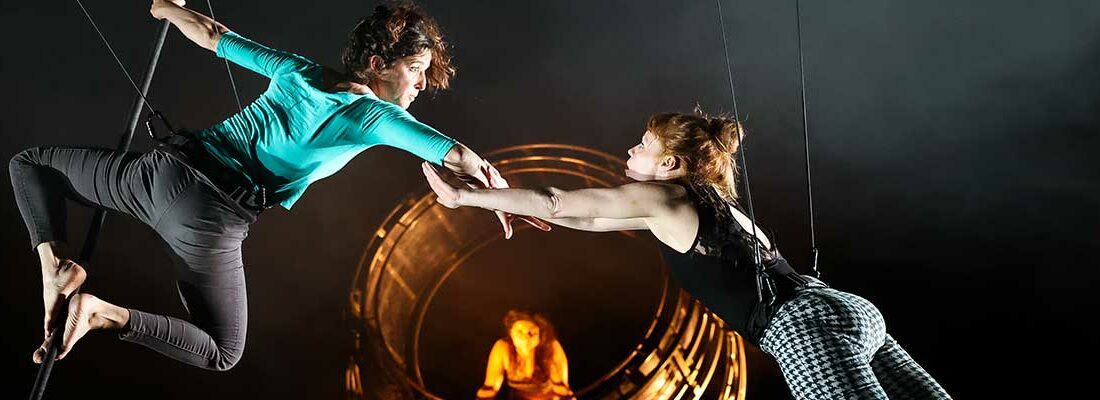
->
[544,217,649,232]
[150,1,227,52]
[423,162,683,232]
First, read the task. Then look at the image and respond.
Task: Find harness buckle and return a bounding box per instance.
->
[145,111,177,142]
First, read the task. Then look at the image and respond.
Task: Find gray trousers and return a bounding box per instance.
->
[9,146,255,371]
[760,287,952,399]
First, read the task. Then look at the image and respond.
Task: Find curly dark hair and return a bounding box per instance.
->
[502,310,558,384]
[341,1,456,90]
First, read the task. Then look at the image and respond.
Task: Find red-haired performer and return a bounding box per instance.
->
[425,111,951,399]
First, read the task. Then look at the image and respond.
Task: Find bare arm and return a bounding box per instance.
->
[427,160,683,221]
[424,163,704,250]
[150,0,227,52]
[476,340,509,399]
[549,340,573,397]
[545,217,649,232]
[473,183,681,220]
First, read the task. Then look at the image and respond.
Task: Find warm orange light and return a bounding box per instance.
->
[346,144,748,399]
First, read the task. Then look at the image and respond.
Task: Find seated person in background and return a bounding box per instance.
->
[477,310,573,400]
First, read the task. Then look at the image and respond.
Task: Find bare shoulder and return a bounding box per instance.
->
[488,339,511,364]
[550,339,566,353]
[550,340,568,360]
[491,339,511,353]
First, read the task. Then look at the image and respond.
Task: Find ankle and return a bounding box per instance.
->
[94,302,130,330]
[36,241,67,272]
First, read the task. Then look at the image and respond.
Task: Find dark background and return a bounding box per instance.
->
[2,0,1097,398]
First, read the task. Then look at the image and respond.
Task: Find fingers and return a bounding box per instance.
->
[422,162,450,195]
[466,161,490,189]
[422,162,448,188]
[520,216,553,231]
[496,214,551,238]
[428,161,544,238]
[495,210,513,239]
[485,163,510,189]
[423,162,464,208]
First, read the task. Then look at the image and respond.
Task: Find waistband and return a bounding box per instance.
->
[763,258,829,306]
[156,134,268,217]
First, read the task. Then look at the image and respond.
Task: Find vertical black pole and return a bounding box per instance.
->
[29,20,171,400]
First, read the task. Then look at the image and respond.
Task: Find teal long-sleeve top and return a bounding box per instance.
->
[194,31,457,210]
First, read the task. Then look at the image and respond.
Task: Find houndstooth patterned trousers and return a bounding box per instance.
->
[759,287,952,399]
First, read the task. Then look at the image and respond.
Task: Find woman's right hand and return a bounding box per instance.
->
[150,0,186,20]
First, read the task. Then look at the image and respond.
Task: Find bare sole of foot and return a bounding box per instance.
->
[33,293,108,363]
[42,260,86,337]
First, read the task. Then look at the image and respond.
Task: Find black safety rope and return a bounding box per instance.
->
[795,0,821,277]
[714,0,772,302]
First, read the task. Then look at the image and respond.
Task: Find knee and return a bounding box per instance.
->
[208,346,245,372]
[8,147,50,177]
[204,336,245,371]
[9,147,39,169]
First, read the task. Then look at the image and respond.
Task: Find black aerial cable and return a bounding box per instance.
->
[74,0,157,114]
[206,0,244,112]
[76,0,179,143]
[714,0,771,302]
[713,0,823,284]
[795,0,821,278]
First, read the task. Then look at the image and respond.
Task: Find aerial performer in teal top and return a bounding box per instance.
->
[10,0,546,370]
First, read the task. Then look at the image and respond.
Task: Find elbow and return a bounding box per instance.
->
[543,188,566,219]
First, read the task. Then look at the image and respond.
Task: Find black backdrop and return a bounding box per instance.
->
[1,0,1097,398]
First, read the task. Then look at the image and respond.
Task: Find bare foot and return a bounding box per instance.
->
[33,293,124,363]
[41,259,86,338]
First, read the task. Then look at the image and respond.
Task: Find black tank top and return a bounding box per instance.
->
[657,182,814,344]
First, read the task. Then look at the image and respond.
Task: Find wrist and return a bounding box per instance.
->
[151,5,171,20]
[455,187,474,208]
